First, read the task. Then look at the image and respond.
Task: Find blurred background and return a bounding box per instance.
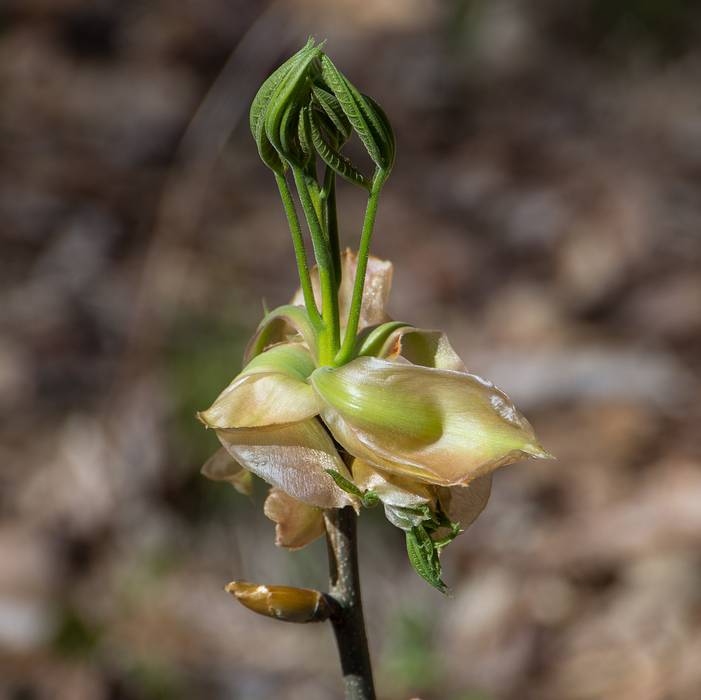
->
[2,0,701,698]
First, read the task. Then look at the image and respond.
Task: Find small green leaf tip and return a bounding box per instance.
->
[325,468,365,499]
[249,41,315,174]
[403,505,462,593]
[324,469,379,508]
[406,525,448,594]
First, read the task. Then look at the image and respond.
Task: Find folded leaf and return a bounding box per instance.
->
[264,44,322,165]
[215,419,357,508]
[250,40,317,175]
[406,525,448,594]
[312,357,551,486]
[310,109,370,188]
[264,487,325,549]
[311,84,352,140]
[320,55,394,171]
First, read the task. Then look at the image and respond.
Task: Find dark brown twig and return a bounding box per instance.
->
[324,507,376,700]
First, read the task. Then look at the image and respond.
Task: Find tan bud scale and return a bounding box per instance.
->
[226,581,333,623]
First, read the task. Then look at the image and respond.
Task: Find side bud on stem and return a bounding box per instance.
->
[226,581,337,623]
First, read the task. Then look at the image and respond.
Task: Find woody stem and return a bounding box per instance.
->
[324,507,376,700]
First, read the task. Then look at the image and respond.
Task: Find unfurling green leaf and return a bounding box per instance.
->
[264,43,322,166]
[320,55,392,171]
[297,106,313,165]
[406,524,448,594]
[250,39,315,174]
[312,85,352,141]
[325,468,365,498]
[361,490,380,508]
[403,504,462,593]
[325,469,380,508]
[310,111,370,189]
[424,508,461,550]
[250,39,313,135]
[360,93,396,172]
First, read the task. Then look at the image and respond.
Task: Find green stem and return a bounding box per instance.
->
[274,173,322,330]
[324,507,376,700]
[335,172,386,365]
[292,165,340,364]
[323,167,342,290]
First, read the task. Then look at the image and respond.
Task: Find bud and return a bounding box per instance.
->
[226,581,334,623]
[250,40,395,187]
